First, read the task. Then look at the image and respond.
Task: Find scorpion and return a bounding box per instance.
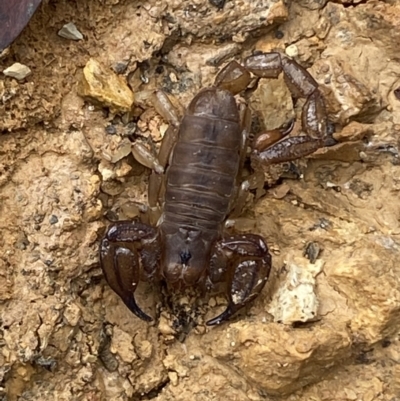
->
[99,52,334,326]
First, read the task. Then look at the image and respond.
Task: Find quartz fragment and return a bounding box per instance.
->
[268,252,323,324]
[58,22,84,41]
[3,63,31,80]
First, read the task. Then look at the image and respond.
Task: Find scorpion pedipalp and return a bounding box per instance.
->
[207,234,272,326]
[100,221,160,322]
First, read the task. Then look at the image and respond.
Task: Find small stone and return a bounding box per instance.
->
[49,215,58,225]
[78,58,134,113]
[209,0,226,9]
[268,252,324,324]
[113,61,129,74]
[158,314,176,336]
[58,22,83,41]
[168,371,179,386]
[115,160,133,178]
[105,125,117,135]
[3,63,32,80]
[98,160,116,181]
[303,242,321,263]
[285,44,299,58]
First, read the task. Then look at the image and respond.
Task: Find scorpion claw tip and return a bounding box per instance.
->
[125,296,153,322]
[206,305,235,326]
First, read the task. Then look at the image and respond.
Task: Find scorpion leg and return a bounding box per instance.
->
[100,220,161,322]
[214,60,252,95]
[207,234,272,326]
[148,123,178,210]
[228,102,253,218]
[132,90,181,222]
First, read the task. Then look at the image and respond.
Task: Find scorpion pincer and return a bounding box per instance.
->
[99,52,334,326]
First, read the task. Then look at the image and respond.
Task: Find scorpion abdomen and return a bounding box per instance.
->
[161,88,243,237]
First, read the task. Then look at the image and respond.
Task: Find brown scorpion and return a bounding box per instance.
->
[99,52,334,326]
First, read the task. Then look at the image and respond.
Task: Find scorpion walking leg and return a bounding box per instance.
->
[229,102,253,218]
[100,220,160,322]
[132,90,180,175]
[148,124,178,208]
[132,90,180,224]
[214,60,252,95]
[146,123,178,225]
[207,234,272,326]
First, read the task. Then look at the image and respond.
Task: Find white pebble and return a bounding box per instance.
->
[285,44,299,58]
[58,22,83,41]
[3,63,31,80]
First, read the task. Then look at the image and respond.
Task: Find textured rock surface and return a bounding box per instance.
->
[1,1,400,401]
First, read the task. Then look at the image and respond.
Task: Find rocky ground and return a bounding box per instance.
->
[1,0,400,400]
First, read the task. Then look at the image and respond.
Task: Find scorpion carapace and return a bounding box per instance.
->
[100,52,334,326]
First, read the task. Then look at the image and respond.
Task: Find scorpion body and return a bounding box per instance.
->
[161,88,244,287]
[100,52,334,326]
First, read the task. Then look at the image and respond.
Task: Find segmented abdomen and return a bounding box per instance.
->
[161,111,242,239]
